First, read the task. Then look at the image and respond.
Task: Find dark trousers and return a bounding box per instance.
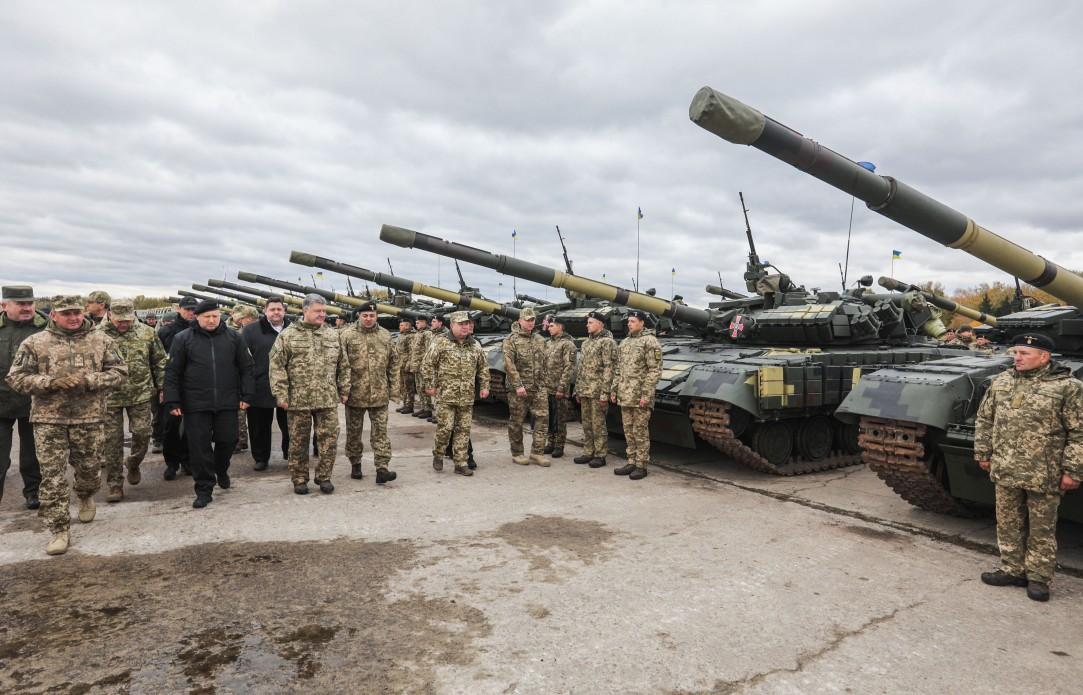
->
[151,398,162,443]
[184,410,238,496]
[247,406,289,464]
[0,416,41,502]
[163,411,189,468]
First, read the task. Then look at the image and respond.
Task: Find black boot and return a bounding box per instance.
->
[253,460,268,471]
[217,472,231,489]
[192,494,212,509]
[551,448,564,458]
[351,463,364,479]
[980,570,1027,587]
[164,465,177,481]
[319,480,334,494]
[432,456,444,471]
[400,406,414,414]
[614,464,636,475]
[376,468,397,484]
[294,482,309,495]
[573,454,593,464]
[544,445,554,454]
[629,467,649,480]
[25,494,40,510]
[1027,581,1050,601]
[589,457,607,468]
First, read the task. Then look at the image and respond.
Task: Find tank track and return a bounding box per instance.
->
[688,398,861,476]
[858,416,979,516]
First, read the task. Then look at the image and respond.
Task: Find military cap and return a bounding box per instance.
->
[87,290,111,306]
[162,311,178,322]
[449,310,471,324]
[53,295,83,311]
[194,299,220,315]
[416,313,432,322]
[178,296,199,310]
[431,313,445,323]
[355,300,377,313]
[1010,333,1055,352]
[547,313,565,325]
[586,311,606,322]
[398,316,413,325]
[519,307,537,320]
[1,285,35,301]
[626,309,648,321]
[231,305,259,322]
[110,298,137,320]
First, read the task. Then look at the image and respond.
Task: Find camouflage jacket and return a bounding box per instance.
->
[398,328,418,373]
[574,329,616,399]
[420,330,450,389]
[0,311,47,419]
[340,322,399,407]
[269,322,350,410]
[428,335,490,406]
[975,362,1083,492]
[98,320,167,408]
[502,323,546,391]
[6,319,128,424]
[542,332,577,395]
[409,328,433,373]
[613,329,663,408]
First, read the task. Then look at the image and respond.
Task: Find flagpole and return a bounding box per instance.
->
[636,215,641,290]
[512,232,517,299]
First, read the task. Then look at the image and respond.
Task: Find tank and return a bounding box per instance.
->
[690,86,1083,519]
[379,224,986,474]
[878,277,997,327]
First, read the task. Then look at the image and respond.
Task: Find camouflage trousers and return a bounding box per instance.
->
[507,389,548,455]
[415,374,432,411]
[345,405,391,468]
[995,484,1062,583]
[402,372,416,409]
[103,402,153,489]
[546,395,573,449]
[286,408,339,485]
[35,423,103,534]
[621,406,652,469]
[433,404,473,466]
[237,409,248,448]
[579,397,610,457]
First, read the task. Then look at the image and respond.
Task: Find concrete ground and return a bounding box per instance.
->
[1,404,1082,694]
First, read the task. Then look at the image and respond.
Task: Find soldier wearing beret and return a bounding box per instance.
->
[395,317,419,414]
[502,306,549,466]
[85,290,111,326]
[976,332,1083,601]
[542,314,577,459]
[574,310,617,468]
[422,314,449,424]
[427,311,490,475]
[0,285,46,509]
[410,314,434,419]
[611,310,662,480]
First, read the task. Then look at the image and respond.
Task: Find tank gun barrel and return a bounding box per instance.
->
[877,277,997,326]
[231,273,419,320]
[689,86,1083,308]
[705,284,747,300]
[379,224,713,327]
[180,289,246,307]
[516,293,548,304]
[204,279,346,316]
[289,251,521,320]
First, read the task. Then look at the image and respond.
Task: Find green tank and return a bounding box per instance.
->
[690,86,1083,519]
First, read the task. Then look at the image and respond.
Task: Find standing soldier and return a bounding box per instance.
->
[976,333,1083,601]
[241,296,291,471]
[423,314,448,423]
[270,294,350,495]
[98,298,167,502]
[158,296,198,479]
[6,296,127,555]
[426,311,490,476]
[395,317,418,414]
[340,301,399,484]
[228,305,260,454]
[0,285,46,509]
[84,291,110,326]
[574,311,617,468]
[502,307,548,466]
[542,314,577,459]
[411,314,434,419]
[611,310,662,480]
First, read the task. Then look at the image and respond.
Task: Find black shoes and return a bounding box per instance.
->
[164,465,177,481]
[544,445,554,454]
[253,460,268,472]
[427,416,437,423]
[433,456,444,472]
[589,458,608,468]
[192,494,212,509]
[294,483,309,495]
[980,570,1028,587]
[25,495,40,510]
[573,454,593,464]
[1027,581,1050,602]
[414,409,432,419]
[351,463,364,479]
[399,406,414,414]
[467,458,477,470]
[217,473,231,489]
[614,464,636,476]
[319,480,334,494]
[551,448,564,458]
[629,468,649,480]
[376,469,397,484]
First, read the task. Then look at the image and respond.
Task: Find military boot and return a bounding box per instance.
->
[106,486,124,503]
[589,457,607,468]
[512,454,530,466]
[376,468,397,484]
[455,465,474,476]
[400,406,414,414]
[433,456,444,471]
[78,496,96,523]
[351,463,364,479]
[1027,581,1051,602]
[192,494,212,509]
[164,465,178,481]
[253,460,269,471]
[414,409,432,419]
[629,467,649,480]
[294,482,309,495]
[614,464,636,476]
[126,460,142,485]
[151,440,163,454]
[573,454,593,464]
[319,480,335,494]
[551,447,564,459]
[46,531,70,556]
[529,453,551,467]
[427,415,437,423]
[980,570,1027,587]
[544,445,554,454]
[25,494,40,510]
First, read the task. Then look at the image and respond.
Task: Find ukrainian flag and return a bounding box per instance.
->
[891,250,902,260]
[637,207,644,220]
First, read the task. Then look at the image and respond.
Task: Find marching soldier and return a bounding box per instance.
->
[0,285,45,509]
[502,307,549,466]
[98,298,167,502]
[426,311,490,476]
[611,310,662,480]
[340,301,399,484]
[411,314,434,419]
[573,311,617,468]
[6,296,127,555]
[542,314,577,459]
[270,294,350,495]
[84,290,110,326]
[976,333,1083,601]
[395,317,418,414]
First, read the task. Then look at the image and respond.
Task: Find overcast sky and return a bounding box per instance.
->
[2,1,1082,309]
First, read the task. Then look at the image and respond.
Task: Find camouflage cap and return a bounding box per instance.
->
[87,290,111,305]
[53,295,84,312]
[449,310,471,324]
[519,307,537,320]
[1,285,35,301]
[110,298,137,320]
[231,305,259,322]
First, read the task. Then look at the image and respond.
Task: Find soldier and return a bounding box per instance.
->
[158,296,198,479]
[6,296,127,555]
[423,314,449,424]
[502,307,548,466]
[976,333,1083,601]
[422,311,477,468]
[426,311,490,476]
[98,298,167,502]
[340,301,399,484]
[164,300,254,509]
[395,317,418,414]
[411,314,434,419]
[611,310,662,480]
[0,285,46,509]
[84,290,110,326]
[144,313,158,329]
[269,294,350,495]
[228,305,260,453]
[542,314,577,459]
[241,296,291,471]
[974,332,999,354]
[573,311,616,468]
[940,328,962,346]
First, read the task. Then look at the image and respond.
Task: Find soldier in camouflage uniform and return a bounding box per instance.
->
[6,296,128,555]
[340,301,399,484]
[975,333,1083,601]
[611,310,662,481]
[410,315,434,419]
[573,311,616,468]
[98,299,167,502]
[395,318,418,414]
[84,290,110,327]
[229,305,260,453]
[423,314,448,424]
[542,314,577,459]
[422,312,477,468]
[502,307,549,466]
[270,294,350,495]
[426,311,490,476]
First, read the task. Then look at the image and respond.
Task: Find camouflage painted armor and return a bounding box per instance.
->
[98,320,166,408]
[268,322,350,410]
[612,329,662,408]
[574,329,616,399]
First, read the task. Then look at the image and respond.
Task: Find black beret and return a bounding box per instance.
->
[547,313,565,325]
[626,309,648,321]
[431,313,445,323]
[194,299,220,315]
[587,311,605,322]
[178,296,199,309]
[398,316,412,324]
[1010,333,1055,352]
[416,313,432,321]
[356,301,377,313]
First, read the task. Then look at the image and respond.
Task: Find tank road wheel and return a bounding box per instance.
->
[750,421,793,467]
[835,421,862,455]
[795,416,833,461]
[727,406,752,438]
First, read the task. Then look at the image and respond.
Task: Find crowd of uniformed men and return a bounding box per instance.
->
[0,285,662,558]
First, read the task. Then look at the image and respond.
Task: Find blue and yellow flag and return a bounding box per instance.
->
[637,207,644,220]
[891,249,902,260]
[511,229,517,238]
[671,267,676,276]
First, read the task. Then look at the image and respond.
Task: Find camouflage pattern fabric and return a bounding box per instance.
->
[995,485,1062,583]
[974,362,1083,492]
[427,336,490,407]
[574,329,616,399]
[399,328,417,373]
[103,402,152,489]
[35,423,103,533]
[579,398,609,457]
[98,320,166,408]
[345,405,391,468]
[410,329,433,373]
[508,389,548,456]
[269,322,350,410]
[546,396,573,449]
[402,373,416,409]
[237,408,248,448]
[613,329,662,408]
[621,405,652,468]
[543,332,577,395]
[502,323,546,391]
[433,404,473,466]
[286,408,339,484]
[340,322,399,407]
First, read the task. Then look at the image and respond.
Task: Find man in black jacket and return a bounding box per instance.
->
[164,301,254,508]
[0,285,45,509]
[241,296,291,471]
[157,296,198,479]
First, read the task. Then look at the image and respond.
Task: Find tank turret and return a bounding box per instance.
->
[878,277,997,327]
